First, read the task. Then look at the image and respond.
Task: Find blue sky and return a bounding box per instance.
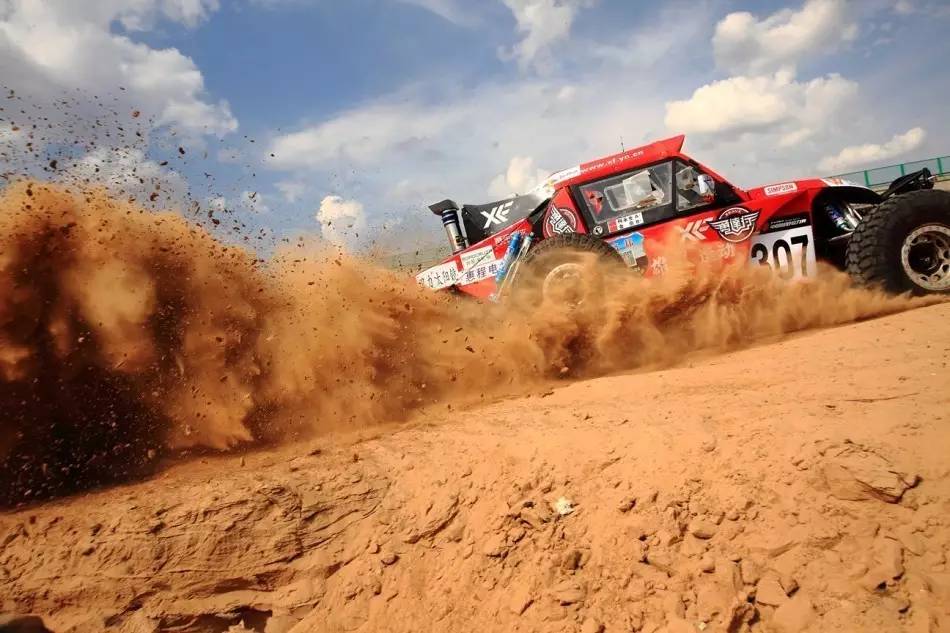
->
[2,0,949,253]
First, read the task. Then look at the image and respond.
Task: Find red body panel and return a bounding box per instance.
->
[541,188,587,239]
[417,136,875,300]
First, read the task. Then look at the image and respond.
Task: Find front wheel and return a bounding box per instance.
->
[846,189,950,294]
[515,233,625,307]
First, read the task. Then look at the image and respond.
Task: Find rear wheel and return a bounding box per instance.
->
[517,233,624,306]
[846,190,950,294]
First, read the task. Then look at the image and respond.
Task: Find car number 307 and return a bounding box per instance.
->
[749,227,817,280]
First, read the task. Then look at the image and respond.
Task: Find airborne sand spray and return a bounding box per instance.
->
[0,181,936,505]
[0,182,546,504]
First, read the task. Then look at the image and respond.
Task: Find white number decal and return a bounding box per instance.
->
[750,226,816,279]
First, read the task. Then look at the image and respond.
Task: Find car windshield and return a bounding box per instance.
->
[578,162,673,223]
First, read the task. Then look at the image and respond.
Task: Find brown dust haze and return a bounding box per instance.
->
[0,181,933,505]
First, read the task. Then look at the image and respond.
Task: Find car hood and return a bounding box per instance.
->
[745,177,880,202]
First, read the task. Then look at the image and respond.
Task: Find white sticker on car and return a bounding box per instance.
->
[548,165,581,184]
[532,165,582,197]
[416,261,460,290]
[458,260,501,285]
[460,246,495,271]
[608,212,644,232]
[749,225,817,280]
[764,182,798,196]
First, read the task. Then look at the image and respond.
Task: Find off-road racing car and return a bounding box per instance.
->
[416,135,949,300]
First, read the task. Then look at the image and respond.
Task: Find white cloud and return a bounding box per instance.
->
[395,0,476,26]
[0,0,220,32]
[488,155,548,197]
[316,195,367,247]
[818,127,926,172]
[266,76,666,210]
[250,0,478,25]
[556,85,576,101]
[590,3,713,69]
[778,127,814,148]
[713,0,858,75]
[202,190,270,215]
[206,195,228,212]
[0,0,237,145]
[500,0,592,71]
[115,0,221,31]
[666,74,790,135]
[664,71,857,138]
[267,100,461,169]
[263,0,942,239]
[241,190,270,213]
[62,146,190,209]
[0,121,30,157]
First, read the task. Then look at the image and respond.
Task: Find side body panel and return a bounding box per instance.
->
[540,188,587,239]
[415,219,532,299]
[607,186,822,280]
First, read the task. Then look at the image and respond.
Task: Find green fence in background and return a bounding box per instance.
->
[835,156,950,189]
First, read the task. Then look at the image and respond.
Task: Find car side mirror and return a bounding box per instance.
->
[697,174,716,202]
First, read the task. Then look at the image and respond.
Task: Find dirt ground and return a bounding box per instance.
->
[2,302,948,633]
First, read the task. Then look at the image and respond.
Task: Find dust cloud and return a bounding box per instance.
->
[0,181,932,505]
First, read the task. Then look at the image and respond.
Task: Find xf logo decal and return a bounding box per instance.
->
[482,200,514,229]
[677,220,708,242]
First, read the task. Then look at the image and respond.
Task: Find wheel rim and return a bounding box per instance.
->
[900,224,950,291]
[541,262,585,304]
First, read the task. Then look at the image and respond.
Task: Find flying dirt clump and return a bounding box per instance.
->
[0,181,936,506]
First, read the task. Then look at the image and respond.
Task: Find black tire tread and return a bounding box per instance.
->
[845,189,950,294]
[523,233,623,266]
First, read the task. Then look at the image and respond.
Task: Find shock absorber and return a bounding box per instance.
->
[824,201,855,233]
[429,199,468,253]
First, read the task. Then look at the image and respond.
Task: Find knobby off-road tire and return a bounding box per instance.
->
[846,189,950,294]
[516,233,625,307]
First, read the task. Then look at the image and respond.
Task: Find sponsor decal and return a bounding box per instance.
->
[705,207,760,243]
[481,200,514,229]
[649,255,667,276]
[416,261,460,290]
[460,246,495,271]
[593,225,604,236]
[608,211,644,233]
[764,213,810,233]
[547,165,581,185]
[543,207,578,238]
[493,229,520,246]
[532,165,582,197]
[821,177,861,187]
[763,182,798,196]
[750,225,817,280]
[719,242,737,260]
[608,232,647,270]
[582,149,645,174]
[677,219,708,242]
[458,261,501,286]
[698,241,738,264]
